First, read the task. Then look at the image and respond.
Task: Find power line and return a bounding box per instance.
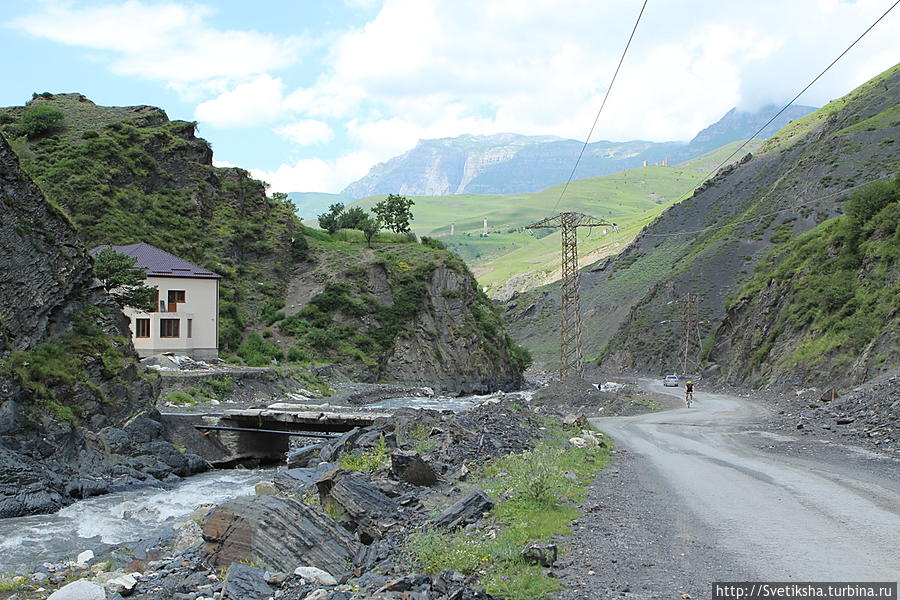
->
[554,0,648,210]
[641,173,896,238]
[665,0,900,208]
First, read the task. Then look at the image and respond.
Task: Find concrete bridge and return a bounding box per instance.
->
[163,402,394,467]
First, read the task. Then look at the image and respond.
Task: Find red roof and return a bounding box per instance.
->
[91,243,221,279]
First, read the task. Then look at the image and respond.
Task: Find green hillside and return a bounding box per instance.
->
[347,141,760,295]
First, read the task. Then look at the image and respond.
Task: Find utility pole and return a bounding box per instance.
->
[661,293,705,375]
[526,212,618,378]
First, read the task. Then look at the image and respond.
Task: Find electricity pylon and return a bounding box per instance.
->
[526,212,618,378]
[660,293,706,374]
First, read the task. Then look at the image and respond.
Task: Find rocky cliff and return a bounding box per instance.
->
[340,106,816,199]
[274,238,527,394]
[0,135,206,518]
[507,64,898,386]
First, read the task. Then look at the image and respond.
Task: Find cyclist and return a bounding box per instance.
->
[685,380,694,407]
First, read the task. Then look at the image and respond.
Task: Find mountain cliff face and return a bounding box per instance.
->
[274,238,527,393]
[507,65,898,387]
[0,135,206,518]
[712,176,898,387]
[340,106,815,199]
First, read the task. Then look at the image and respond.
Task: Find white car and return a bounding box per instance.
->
[663,375,679,387]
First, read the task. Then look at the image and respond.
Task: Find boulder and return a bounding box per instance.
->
[287,443,324,468]
[104,574,137,596]
[316,469,398,534]
[521,542,558,567]
[390,451,438,487]
[273,464,334,495]
[47,580,105,600]
[221,563,272,600]
[293,566,337,586]
[201,495,358,577]
[432,490,494,530]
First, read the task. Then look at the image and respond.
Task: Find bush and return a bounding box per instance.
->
[20,104,65,138]
[237,332,284,366]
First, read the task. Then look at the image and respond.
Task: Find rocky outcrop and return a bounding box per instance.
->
[201,495,359,576]
[380,265,524,393]
[0,135,206,518]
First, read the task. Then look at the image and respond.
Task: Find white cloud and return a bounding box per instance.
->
[11,1,304,87]
[250,152,373,194]
[195,75,286,127]
[275,120,334,145]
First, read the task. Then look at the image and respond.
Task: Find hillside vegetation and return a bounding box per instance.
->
[714,176,899,385]
[347,141,761,297]
[0,93,527,389]
[507,63,899,382]
[0,93,304,353]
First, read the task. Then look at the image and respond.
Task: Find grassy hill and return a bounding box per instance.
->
[348,140,760,295]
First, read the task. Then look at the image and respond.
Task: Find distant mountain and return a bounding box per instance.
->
[339,105,817,200]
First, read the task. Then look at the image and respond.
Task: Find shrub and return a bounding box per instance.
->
[19,104,65,138]
[237,332,284,366]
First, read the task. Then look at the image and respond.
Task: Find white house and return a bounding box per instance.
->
[92,243,221,359]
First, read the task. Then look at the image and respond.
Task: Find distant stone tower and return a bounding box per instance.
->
[450,223,455,235]
[483,218,488,236]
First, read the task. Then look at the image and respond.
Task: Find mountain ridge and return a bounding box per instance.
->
[338,104,816,199]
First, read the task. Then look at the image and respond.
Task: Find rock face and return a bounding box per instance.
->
[0,135,205,518]
[201,495,359,577]
[340,107,816,199]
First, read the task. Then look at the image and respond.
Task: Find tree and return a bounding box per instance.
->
[360,216,380,247]
[338,206,370,230]
[19,104,65,139]
[318,203,344,234]
[372,194,415,233]
[93,248,157,311]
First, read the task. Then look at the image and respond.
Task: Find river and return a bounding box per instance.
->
[0,393,494,575]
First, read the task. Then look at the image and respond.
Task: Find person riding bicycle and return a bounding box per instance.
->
[685,380,694,405]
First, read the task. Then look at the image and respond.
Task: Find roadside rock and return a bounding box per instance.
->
[433,490,494,530]
[47,580,106,600]
[390,451,438,486]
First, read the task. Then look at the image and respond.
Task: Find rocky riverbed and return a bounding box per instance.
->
[1,390,584,600]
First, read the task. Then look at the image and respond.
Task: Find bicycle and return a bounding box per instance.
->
[685,390,693,408]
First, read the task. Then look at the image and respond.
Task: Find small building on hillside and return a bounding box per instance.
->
[91,243,221,359]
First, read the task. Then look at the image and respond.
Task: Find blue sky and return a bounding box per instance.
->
[2,0,898,193]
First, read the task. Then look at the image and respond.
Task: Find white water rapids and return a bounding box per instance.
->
[0,469,267,575]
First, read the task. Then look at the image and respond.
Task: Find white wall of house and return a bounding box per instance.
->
[124,276,219,359]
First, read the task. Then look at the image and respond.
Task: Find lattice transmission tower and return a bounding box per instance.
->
[526,212,618,378]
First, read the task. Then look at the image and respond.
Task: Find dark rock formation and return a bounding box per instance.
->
[432,490,494,530]
[221,563,272,600]
[390,450,438,486]
[0,135,205,518]
[201,495,359,577]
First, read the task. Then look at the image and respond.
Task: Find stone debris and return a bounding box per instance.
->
[432,490,495,530]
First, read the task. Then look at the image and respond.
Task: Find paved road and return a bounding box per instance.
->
[589,382,900,581]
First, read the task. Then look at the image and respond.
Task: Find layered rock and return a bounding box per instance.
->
[0,135,206,518]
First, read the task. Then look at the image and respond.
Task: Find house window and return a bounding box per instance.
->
[135,318,150,338]
[167,290,186,312]
[160,318,180,338]
[187,319,193,338]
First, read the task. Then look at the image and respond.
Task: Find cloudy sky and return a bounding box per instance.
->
[3,0,898,193]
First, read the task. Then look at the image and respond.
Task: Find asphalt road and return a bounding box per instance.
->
[589,381,900,582]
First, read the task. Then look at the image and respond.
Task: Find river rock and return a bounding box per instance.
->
[47,579,106,600]
[316,469,398,535]
[104,574,137,596]
[390,451,438,486]
[293,566,337,586]
[273,463,334,495]
[286,443,324,468]
[76,550,95,566]
[432,490,494,530]
[221,563,272,600]
[201,495,358,576]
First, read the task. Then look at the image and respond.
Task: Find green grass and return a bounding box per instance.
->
[339,434,390,472]
[833,103,900,137]
[406,418,611,600]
